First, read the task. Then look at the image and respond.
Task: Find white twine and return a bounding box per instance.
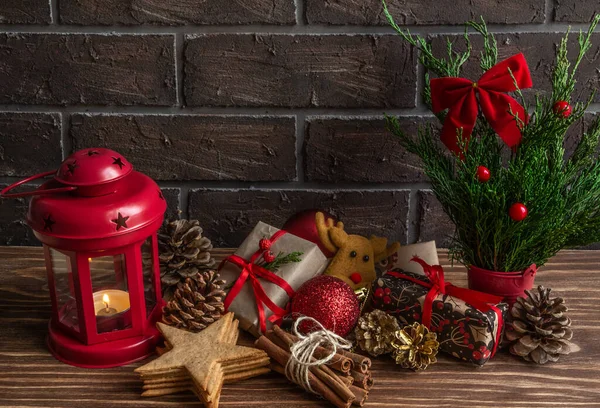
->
[284,316,353,394]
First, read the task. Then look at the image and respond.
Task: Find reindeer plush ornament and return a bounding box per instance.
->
[315,212,400,290]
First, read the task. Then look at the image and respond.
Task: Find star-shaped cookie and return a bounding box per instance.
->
[136,313,270,407]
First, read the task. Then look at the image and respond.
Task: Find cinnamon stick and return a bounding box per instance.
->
[351,370,372,390]
[275,326,353,374]
[255,336,352,408]
[338,349,371,373]
[268,329,355,402]
[349,385,368,407]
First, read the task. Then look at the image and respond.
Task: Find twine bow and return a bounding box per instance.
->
[431,53,533,154]
[285,316,353,394]
[386,256,505,357]
[221,230,295,334]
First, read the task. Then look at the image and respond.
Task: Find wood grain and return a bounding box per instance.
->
[1,247,599,407]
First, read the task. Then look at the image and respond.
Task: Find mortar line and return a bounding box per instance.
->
[175,33,185,108]
[49,0,59,25]
[295,113,306,182]
[0,22,594,35]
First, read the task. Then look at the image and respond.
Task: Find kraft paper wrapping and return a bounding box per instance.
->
[377,241,439,276]
[220,221,328,337]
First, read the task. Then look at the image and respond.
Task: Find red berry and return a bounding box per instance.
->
[479,345,487,352]
[463,338,469,344]
[404,306,410,311]
[444,319,450,325]
[464,333,470,339]
[383,295,391,305]
[436,302,444,310]
[553,100,572,118]
[413,313,420,320]
[459,328,465,334]
[476,166,491,183]
[259,238,271,251]
[468,344,474,350]
[465,317,470,322]
[509,202,528,222]
[384,288,391,295]
[483,350,491,359]
[374,288,384,298]
[264,251,276,263]
[453,320,458,324]
[473,351,482,360]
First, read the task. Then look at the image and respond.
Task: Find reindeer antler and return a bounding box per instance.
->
[315,212,346,254]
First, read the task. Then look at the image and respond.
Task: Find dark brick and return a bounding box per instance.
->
[417,191,454,248]
[307,0,545,25]
[431,32,600,103]
[0,113,62,177]
[0,184,39,246]
[555,1,599,22]
[70,114,296,181]
[0,34,176,106]
[188,189,409,247]
[184,34,416,108]
[161,188,181,221]
[305,116,431,183]
[0,0,51,24]
[60,0,295,25]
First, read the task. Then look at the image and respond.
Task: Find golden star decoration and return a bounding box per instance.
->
[135,313,270,408]
[391,322,439,370]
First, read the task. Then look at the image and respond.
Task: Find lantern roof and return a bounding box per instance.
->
[26,148,166,248]
[55,148,133,187]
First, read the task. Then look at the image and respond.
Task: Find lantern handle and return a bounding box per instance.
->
[0,170,77,198]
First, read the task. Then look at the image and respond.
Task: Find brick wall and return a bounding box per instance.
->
[0,0,598,247]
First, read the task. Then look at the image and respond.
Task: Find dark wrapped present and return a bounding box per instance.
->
[370,257,508,365]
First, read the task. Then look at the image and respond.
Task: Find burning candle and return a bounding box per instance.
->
[93,290,130,317]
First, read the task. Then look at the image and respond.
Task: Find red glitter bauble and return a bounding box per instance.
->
[259,238,271,251]
[263,251,276,263]
[476,166,491,183]
[509,202,528,222]
[553,100,572,118]
[291,275,359,337]
[283,210,338,258]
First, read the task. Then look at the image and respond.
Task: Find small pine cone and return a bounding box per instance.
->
[354,309,400,356]
[506,285,580,364]
[391,322,439,371]
[158,219,216,298]
[162,270,226,332]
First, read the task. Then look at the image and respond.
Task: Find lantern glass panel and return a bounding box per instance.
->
[50,248,80,333]
[89,254,132,334]
[141,237,157,318]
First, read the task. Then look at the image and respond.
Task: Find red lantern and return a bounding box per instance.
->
[1,148,166,368]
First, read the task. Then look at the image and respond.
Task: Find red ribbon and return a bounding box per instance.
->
[431,53,533,155]
[221,229,295,334]
[386,256,505,357]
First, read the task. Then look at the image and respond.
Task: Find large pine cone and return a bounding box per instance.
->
[158,219,216,297]
[506,285,579,364]
[162,270,226,332]
[355,309,401,357]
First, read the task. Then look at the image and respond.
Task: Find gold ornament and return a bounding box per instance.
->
[391,322,439,370]
[355,309,401,357]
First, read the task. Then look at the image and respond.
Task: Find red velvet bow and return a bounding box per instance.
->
[221,230,295,334]
[431,53,532,154]
[386,256,505,357]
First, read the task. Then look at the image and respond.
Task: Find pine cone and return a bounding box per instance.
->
[506,285,579,364]
[355,309,401,356]
[391,322,439,370]
[158,219,216,297]
[162,270,226,332]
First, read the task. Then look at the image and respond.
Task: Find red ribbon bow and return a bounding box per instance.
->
[221,230,295,335]
[386,256,505,357]
[431,53,533,154]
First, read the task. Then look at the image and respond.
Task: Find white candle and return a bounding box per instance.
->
[93,289,130,316]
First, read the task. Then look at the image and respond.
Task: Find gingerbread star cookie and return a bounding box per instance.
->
[136,313,270,408]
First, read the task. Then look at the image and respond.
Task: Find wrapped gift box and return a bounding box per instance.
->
[219,221,328,337]
[370,262,508,365]
[377,240,439,275]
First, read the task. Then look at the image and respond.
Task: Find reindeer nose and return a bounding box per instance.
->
[349,273,362,284]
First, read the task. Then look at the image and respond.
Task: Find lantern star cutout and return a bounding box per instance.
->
[111,212,129,231]
[87,150,99,156]
[43,215,55,232]
[112,156,125,170]
[66,160,79,175]
[135,313,269,406]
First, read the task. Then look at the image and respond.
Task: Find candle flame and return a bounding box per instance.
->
[102,293,110,309]
[88,258,92,262]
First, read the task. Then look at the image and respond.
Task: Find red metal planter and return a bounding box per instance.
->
[1,148,166,368]
[467,264,537,306]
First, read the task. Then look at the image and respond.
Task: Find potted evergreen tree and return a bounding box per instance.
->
[383,2,600,303]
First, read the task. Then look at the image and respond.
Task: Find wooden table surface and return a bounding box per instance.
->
[1,246,600,408]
